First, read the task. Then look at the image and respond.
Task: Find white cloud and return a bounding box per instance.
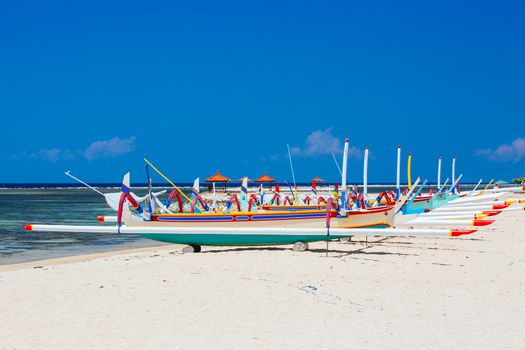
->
[83,137,136,160]
[291,128,363,159]
[11,151,36,160]
[290,146,301,155]
[38,148,62,163]
[347,146,364,159]
[12,137,136,163]
[13,148,72,163]
[302,128,342,156]
[476,137,525,162]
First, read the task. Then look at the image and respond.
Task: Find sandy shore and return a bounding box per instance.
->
[1,195,524,349]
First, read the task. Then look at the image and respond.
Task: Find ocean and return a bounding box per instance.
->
[0,183,484,265]
[0,188,164,265]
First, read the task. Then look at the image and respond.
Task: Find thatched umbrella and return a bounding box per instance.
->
[310,176,325,184]
[255,172,277,191]
[205,171,232,206]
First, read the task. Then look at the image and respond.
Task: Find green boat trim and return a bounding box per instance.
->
[140,233,353,246]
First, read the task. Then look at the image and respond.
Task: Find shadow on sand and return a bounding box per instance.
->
[200,244,418,258]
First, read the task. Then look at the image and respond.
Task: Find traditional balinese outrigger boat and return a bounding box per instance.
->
[24,139,487,253]
[117,164,402,231]
[24,173,476,253]
[393,149,510,215]
[386,148,525,227]
[96,142,507,230]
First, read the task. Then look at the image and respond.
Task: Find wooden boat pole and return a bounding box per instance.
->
[363,147,369,202]
[477,179,494,196]
[65,170,120,208]
[417,213,490,219]
[212,182,216,208]
[452,156,456,194]
[24,224,478,238]
[64,171,104,196]
[325,198,335,257]
[404,178,427,209]
[332,152,342,176]
[435,177,449,197]
[144,158,192,202]
[145,164,154,215]
[446,174,463,195]
[407,153,412,190]
[434,204,514,212]
[396,145,401,198]
[394,176,421,213]
[325,227,329,257]
[286,144,298,204]
[471,178,483,193]
[341,138,349,209]
[437,156,442,190]
[407,218,494,227]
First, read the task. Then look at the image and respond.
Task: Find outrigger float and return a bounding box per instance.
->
[24,224,475,250]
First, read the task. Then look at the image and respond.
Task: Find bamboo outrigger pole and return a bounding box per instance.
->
[341,139,349,210]
[437,156,442,190]
[65,171,104,196]
[471,178,483,193]
[143,158,192,202]
[477,179,494,196]
[286,144,298,204]
[396,145,401,199]
[407,153,412,190]
[452,156,456,194]
[363,146,369,202]
[64,170,120,208]
[332,152,342,176]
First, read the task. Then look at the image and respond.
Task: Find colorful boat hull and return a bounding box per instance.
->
[140,233,350,245]
[119,204,396,246]
[24,224,475,247]
[403,193,459,214]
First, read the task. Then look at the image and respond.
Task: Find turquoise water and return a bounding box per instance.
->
[0,189,162,265]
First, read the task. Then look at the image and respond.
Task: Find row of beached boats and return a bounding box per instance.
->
[24,139,525,253]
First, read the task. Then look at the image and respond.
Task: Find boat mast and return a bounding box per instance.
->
[452,156,456,194]
[286,144,298,204]
[341,138,349,210]
[363,146,369,202]
[64,170,104,196]
[471,178,483,193]
[145,164,154,215]
[331,152,342,176]
[144,158,192,202]
[396,145,401,199]
[437,156,442,190]
[407,153,412,190]
[212,182,216,208]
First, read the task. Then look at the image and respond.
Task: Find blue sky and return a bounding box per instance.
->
[1,0,524,183]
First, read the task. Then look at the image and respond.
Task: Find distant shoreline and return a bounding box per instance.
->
[0,182,487,189]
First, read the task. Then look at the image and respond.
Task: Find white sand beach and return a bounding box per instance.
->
[1,195,524,349]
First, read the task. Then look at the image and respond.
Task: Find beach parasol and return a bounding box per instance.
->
[311,176,325,184]
[255,173,277,191]
[205,171,232,205]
